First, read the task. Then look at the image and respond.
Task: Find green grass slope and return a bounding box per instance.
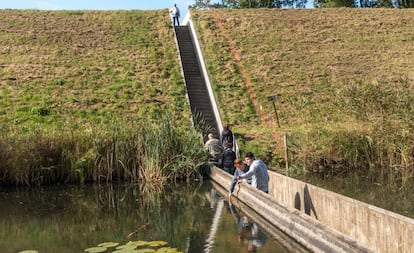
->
[1,8,413,189]
[0,9,188,129]
[0,10,206,186]
[192,8,414,185]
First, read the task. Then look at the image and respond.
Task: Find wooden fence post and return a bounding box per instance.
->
[284,133,288,171]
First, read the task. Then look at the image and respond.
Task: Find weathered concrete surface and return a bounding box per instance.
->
[210,167,375,253]
[267,171,414,253]
[211,180,311,253]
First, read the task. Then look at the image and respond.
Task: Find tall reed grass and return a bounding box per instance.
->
[0,112,206,186]
[287,81,414,188]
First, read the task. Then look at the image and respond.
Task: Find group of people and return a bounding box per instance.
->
[204,124,270,199]
[229,152,269,194]
[204,124,235,170]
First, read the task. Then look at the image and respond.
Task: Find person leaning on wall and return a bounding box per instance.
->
[228,158,251,203]
[237,152,269,194]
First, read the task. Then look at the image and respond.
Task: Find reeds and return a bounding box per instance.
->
[0,112,206,186]
[0,9,204,187]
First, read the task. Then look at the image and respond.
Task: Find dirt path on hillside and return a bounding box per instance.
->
[210,10,263,121]
[211,10,284,153]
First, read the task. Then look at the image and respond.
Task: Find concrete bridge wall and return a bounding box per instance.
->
[211,167,374,253]
[211,167,414,252]
[267,171,414,253]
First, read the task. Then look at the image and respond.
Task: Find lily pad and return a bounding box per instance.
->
[136,249,156,253]
[84,246,107,253]
[156,247,182,253]
[147,241,168,247]
[98,242,119,248]
[127,240,149,247]
[116,244,137,250]
[112,249,137,253]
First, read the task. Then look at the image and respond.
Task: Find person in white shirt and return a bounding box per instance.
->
[237,152,269,193]
[170,4,180,26]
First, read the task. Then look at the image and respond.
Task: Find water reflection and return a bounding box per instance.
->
[229,205,268,252]
[0,181,302,253]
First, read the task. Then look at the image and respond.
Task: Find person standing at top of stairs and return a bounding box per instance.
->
[170,4,180,26]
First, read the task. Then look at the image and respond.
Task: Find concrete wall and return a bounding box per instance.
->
[211,180,311,253]
[267,171,414,253]
[210,167,374,253]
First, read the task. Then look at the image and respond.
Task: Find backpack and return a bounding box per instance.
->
[222,130,233,145]
[223,150,236,168]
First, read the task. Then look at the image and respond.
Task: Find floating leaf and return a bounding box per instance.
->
[98,242,119,248]
[156,247,182,253]
[136,249,156,253]
[127,240,149,247]
[84,246,107,253]
[112,249,137,253]
[147,241,168,247]
[116,244,137,250]
[17,251,39,253]
[156,247,171,253]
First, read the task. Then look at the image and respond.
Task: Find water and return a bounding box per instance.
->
[0,180,306,253]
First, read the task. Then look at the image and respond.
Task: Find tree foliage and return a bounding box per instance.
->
[315,0,413,7]
[220,0,309,8]
[191,0,308,8]
[191,0,414,8]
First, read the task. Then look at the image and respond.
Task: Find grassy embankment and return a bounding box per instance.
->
[192,8,414,188]
[0,10,205,186]
[1,8,413,191]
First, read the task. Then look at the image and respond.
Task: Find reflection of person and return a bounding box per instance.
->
[205,188,218,209]
[237,152,269,193]
[228,204,267,252]
[204,133,224,166]
[169,4,180,26]
[245,222,267,252]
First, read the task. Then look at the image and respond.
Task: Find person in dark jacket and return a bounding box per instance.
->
[222,142,236,174]
[221,124,233,147]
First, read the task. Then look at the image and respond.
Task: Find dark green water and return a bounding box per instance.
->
[0,180,302,253]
